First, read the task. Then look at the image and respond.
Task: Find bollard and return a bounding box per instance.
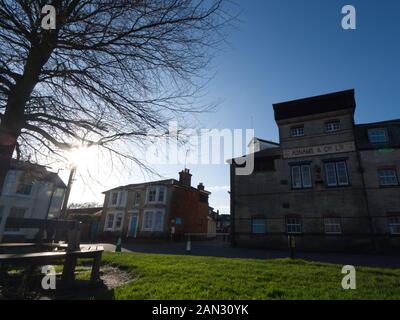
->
[185,235,191,255]
[115,236,122,252]
[288,235,295,259]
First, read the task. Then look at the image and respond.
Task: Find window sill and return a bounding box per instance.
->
[4,231,23,235]
[104,228,123,232]
[379,185,400,189]
[5,193,33,199]
[108,205,124,209]
[325,184,351,189]
[145,202,166,205]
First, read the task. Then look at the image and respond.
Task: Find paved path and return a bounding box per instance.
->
[94,240,400,269]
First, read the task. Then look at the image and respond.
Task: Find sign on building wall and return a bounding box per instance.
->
[283,141,356,159]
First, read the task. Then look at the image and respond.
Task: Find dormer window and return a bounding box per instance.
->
[325,120,341,133]
[368,128,388,144]
[290,126,304,137]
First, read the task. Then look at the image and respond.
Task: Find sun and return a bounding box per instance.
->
[68,146,99,171]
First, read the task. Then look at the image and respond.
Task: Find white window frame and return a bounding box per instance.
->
[104,211,124,231]
[325,161,349,187]
[325,121,341,133]
[142,209,165,232]
[290,126,305,137]
[368,128,388,144]
[133,191,141,207]
[388,217,400,235]
[378,169,399,186]
[324,217,342,234]
[15,177,33,196]
[146,186,167,204]
[291,164,312,189]
[286,217,302,234]
[108,190,127,208]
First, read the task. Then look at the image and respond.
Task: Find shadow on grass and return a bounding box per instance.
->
[0,270,116,300]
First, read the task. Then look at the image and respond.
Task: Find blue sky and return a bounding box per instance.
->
[65,0,400,213]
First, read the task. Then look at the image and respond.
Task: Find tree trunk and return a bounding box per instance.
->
[0,41,57,194]
[0,123,19,196]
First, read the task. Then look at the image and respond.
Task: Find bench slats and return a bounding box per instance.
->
[0,247,104,264]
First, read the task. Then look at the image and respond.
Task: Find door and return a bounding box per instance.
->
[128,214,138,238]
[90,220,100,240]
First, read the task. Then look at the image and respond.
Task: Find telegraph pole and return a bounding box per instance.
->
[60,165,76,219]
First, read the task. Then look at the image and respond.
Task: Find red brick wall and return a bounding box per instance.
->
[169,186,209,237]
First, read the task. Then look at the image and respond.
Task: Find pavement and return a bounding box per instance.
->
[92,239,400,269]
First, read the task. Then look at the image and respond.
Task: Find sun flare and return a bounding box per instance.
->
[68,146,99,171]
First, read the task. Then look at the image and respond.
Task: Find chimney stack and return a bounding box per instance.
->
[197,182,205,191]
[179,168,192,187]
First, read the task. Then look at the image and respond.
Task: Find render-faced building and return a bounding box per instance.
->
[230,89,400,252]
[100,169,211,239]
[0,160,66,242]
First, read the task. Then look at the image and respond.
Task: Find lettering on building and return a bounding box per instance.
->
[283,141,356,159]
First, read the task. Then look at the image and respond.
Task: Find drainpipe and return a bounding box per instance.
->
[229,162,237,247]
[351,117,377,251]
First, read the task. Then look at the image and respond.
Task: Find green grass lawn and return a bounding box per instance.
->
[100,252,400,300]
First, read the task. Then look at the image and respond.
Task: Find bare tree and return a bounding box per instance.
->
[0,0,234,193]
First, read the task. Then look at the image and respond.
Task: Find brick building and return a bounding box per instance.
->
[229,89,400,252]
[100,169,211,240]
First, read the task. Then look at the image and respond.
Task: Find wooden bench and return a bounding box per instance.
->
[0,245,104,283]
[0,242,67,254]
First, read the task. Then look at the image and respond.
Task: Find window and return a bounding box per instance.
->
[378,169,399,186]
[368,128,388,144]
[325,161,349,187]
[108,191,126,208]
[290,126,304,137]
[5,207,26,233]
[148,187,157,202]
[115,213,124,230]
[252,219,266,234]
[133,192,141,206]
[142,210,164,231]
[15,178,33,195]
[105,213,114,229]
[104,212,124,231]
[147,186,166,204]
[110,192,118,205]
[286,216,302,234]
[324,217,342,234]
[158,188,165,202]
[291,164,312,189]
[154,211,163,230]
[388,217,400,235]
[325,121,341,133]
